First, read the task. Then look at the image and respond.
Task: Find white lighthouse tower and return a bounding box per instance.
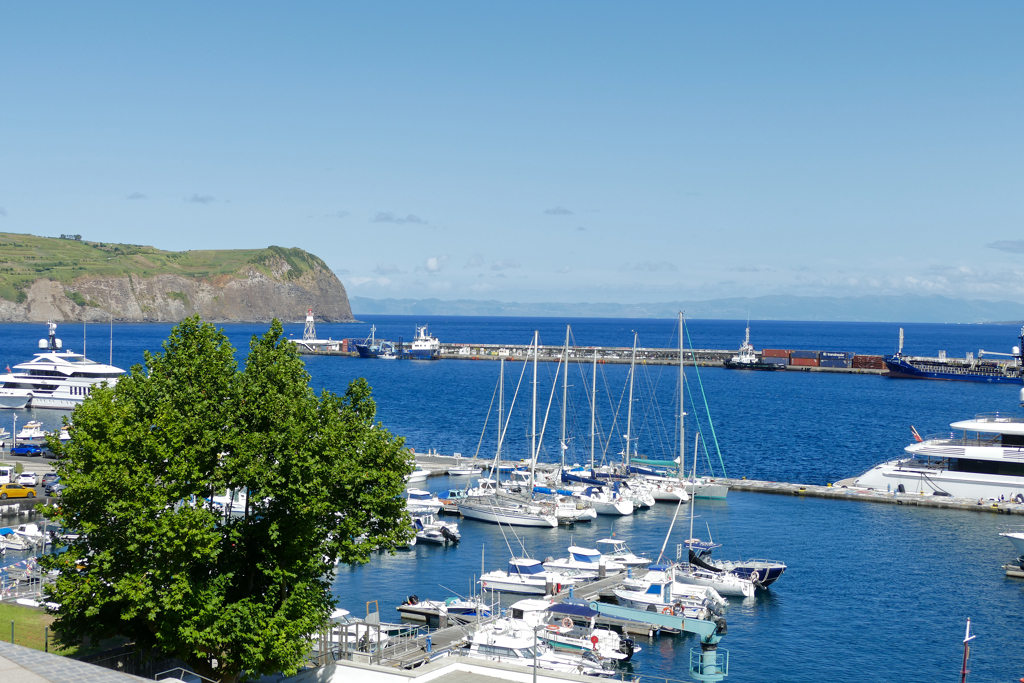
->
[303,308,317,342]
[294,308,339,353]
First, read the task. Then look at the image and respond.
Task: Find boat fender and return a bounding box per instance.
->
[562,617,573,628]
[661,606,672,615]
[1016,493,1024,504]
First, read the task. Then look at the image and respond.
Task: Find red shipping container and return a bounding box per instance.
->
[791,357,819,367]
[762,349,792,358]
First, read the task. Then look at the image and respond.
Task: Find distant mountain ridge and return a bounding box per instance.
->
[350,294,1024,324]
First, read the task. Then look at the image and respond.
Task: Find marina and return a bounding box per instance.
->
[2,318,1024,681]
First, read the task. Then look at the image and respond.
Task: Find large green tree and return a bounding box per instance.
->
[42,317,412,682]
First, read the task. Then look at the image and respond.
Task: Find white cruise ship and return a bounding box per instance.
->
[854,412,1024,501]
[0,322,125,410]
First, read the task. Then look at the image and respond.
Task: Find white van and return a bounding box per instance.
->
[0,467,13,485]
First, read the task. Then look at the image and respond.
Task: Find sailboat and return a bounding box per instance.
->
[676,433,756,598]
[457,333,559,528]
[630,313,695,503]
[558,347,634,516]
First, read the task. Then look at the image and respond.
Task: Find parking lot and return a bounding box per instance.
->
[0,445,59,498]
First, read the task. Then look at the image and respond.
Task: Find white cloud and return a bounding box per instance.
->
[465,253,484,268]
[424,255,450,273]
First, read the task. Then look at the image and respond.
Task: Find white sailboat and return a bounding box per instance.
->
[458,341,559,528]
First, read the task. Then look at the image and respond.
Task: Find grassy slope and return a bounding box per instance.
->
[0,233,330,303]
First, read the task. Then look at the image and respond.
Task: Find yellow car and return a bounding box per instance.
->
[0,483,35,499]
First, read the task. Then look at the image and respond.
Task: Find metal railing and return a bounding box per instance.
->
[154,667,220,683]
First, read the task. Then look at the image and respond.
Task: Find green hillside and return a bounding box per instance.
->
[0,233,330,303]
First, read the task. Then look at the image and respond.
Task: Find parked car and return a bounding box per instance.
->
[0,483,35,499]
[44,479,62,496]
[10,445,42,456]
[41,472,58,486]
[17,472,37,487]
[47,484,65,498]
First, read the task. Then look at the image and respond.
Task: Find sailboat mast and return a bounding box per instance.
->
[496,359,504,461]
[109,312,113,365]
[625,332,637,465]
[679,312,685,482]
[560,326,570,469]
[689,432,699,539]
[530,331,538,486]
[590,349,597,472]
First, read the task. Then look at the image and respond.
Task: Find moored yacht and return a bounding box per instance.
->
[853,412,1024,500]
[0,322,124,410]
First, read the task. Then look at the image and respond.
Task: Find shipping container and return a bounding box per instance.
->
[790,350,820,360]
[761,356,789,365]
[762,349,792,358]
[819,359,852,368]
[819,351,854,360]
[791,357,819,367]
[341,339,349,352]
[852,355,886,369]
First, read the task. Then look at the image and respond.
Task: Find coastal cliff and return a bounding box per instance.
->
[0,234,354,323]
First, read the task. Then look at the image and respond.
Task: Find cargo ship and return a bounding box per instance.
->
[882,327,1024,384]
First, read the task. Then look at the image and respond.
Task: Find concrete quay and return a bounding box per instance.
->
[725,477,1024,515]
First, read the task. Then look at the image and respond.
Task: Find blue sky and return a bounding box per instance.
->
[1,2,1022,304]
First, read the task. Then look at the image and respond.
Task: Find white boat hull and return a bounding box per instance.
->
[856,459,1024,500]
[0,392,31,410]
[590,498,633,515]
[1001,532,1024,555]
[687,481,729,500]
[458,504,558,528]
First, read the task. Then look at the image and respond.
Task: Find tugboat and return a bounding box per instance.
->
[883,327,1024,383]
[722,325,782,371]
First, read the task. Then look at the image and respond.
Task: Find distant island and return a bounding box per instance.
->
[0,233,354,323]
[350,294,1024,324]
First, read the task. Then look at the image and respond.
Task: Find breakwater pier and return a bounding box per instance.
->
[298,341,889,374]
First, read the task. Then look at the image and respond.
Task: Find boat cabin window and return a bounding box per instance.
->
[1001,433,1024,447]
[476,644,518,658]
[511,608,524,619]
[952,459,1024,477]
[645,584,663,595]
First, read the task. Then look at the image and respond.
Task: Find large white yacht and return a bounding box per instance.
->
[0,322,125,410]
[854,412,1024,500]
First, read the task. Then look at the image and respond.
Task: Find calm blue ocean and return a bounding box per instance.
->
[1,316,1021,682]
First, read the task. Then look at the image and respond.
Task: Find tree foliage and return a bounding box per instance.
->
[42,317,412,682]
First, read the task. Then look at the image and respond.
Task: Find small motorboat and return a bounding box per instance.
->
[406,464,430,483]
[543,546,627,579]
[463,617,616,677]
[509,598,639,662]
[406,489,442,515]
[480,558,581,595]
[412,513,461,545]
[594,538,651,567]
[397,594,491,623]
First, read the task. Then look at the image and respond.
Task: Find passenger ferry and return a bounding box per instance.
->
[854,411,1024,500]
[0,322,125,410]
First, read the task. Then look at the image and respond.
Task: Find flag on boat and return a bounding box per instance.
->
[911,425,923,442]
